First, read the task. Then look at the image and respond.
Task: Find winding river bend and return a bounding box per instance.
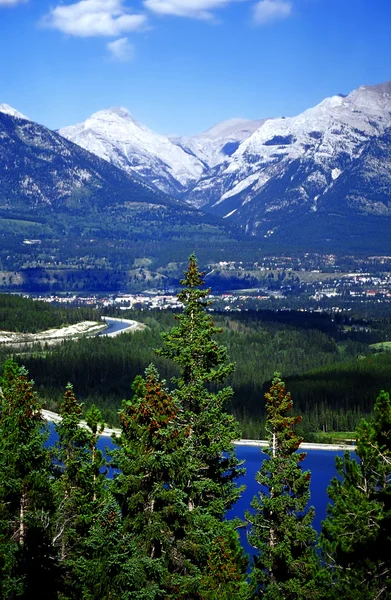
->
[99,317,146,337]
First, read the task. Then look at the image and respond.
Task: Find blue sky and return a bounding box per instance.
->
[1,0,391,135]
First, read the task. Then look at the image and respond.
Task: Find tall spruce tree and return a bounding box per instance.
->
[320,390,391,599]
[247,373,321,599]
[53,384,106,597]
[157,253,244,516]
[111,364,190,594]
[74,495,163,600]
[155,255,249,598]
[111,364,250,599]
[0,359,58,600]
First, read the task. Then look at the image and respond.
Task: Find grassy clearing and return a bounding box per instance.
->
[311,431,357,444]
[370,341,391,352]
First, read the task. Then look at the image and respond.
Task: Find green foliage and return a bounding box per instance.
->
[247,373,322,599]
[53,384,106,597]
[74,496,164,600]
[0,359,57,599]
[15,306,388,436]
[111,366,190,578]
[108,256,249,597]
[157,254,244,516]
[320,390,391,599]
[0,293,101,333]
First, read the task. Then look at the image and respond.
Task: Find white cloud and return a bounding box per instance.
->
[42,0,147,37]
[143,0,242,20]
[253,0,292,24]
[107,36,135,61]
[0,0,27,5]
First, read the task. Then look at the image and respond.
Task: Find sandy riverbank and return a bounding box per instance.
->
[42,410,355,449]
[0,316,146,348]
[0,321,107,346]
[42,409,120,437]
[234,439,355,451]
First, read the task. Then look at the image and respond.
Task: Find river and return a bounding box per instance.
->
[99,317,140,336]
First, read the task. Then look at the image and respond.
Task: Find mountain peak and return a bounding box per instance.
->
[59,106,205,195]
[0,103,28,120]
[201,117,267,140]
[104,106,133,119]
[368,80,391,95]
[90,106,136,122]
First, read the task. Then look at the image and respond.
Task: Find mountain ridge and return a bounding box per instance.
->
[2,79,391,255]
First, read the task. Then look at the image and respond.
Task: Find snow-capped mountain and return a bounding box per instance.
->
[58,81,391,233]
[59,108,206,196]
[59,109,266,197]
[186,82,391,223]
[0,109,234,247]
[169,117,267,168]
[0,103,28,120]
[0,108,166,212]
[10,78,390,252]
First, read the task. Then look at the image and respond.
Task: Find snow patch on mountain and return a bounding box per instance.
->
[185,82,391,216]
[0,104,28,121]
[59,108,205,195]
[170,117,267,168]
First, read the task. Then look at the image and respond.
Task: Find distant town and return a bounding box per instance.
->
[18,253,391,315]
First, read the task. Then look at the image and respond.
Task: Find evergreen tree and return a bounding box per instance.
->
[111,364,190,593]
[111,362,249,599]
[74,495,163,600]
[157,253,244,516]
[53,384,106,597]
[247,373,321,599]
[320,390,391,599]
[0,359,58,599]
[155,255,248,597]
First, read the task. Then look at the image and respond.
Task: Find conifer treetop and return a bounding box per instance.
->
[265,372,304,458]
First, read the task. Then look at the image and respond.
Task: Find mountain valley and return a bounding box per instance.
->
[57,81,391,246]
[1,81,391,291]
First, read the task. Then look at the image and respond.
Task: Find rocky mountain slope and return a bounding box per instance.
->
[0,109,168,213]
[59,107,206,197]
[0,109,232,243]
[190,82,391,227]
[319,126,391,217]
[57,82,391,243]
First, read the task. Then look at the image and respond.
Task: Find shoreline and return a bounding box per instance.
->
[0,316,146,348]
[234,439,355,451]
[0,320,107,347]
[100,316,146,337]
[42,410,355,450]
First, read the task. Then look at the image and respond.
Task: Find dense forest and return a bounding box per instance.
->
[0,294,100,333]
[1,257,390,599]
[1,291,391,438]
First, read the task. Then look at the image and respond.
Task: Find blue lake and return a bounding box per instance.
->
[229,445,345,531]
[227,445,346,557]
[48,425,348,557]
